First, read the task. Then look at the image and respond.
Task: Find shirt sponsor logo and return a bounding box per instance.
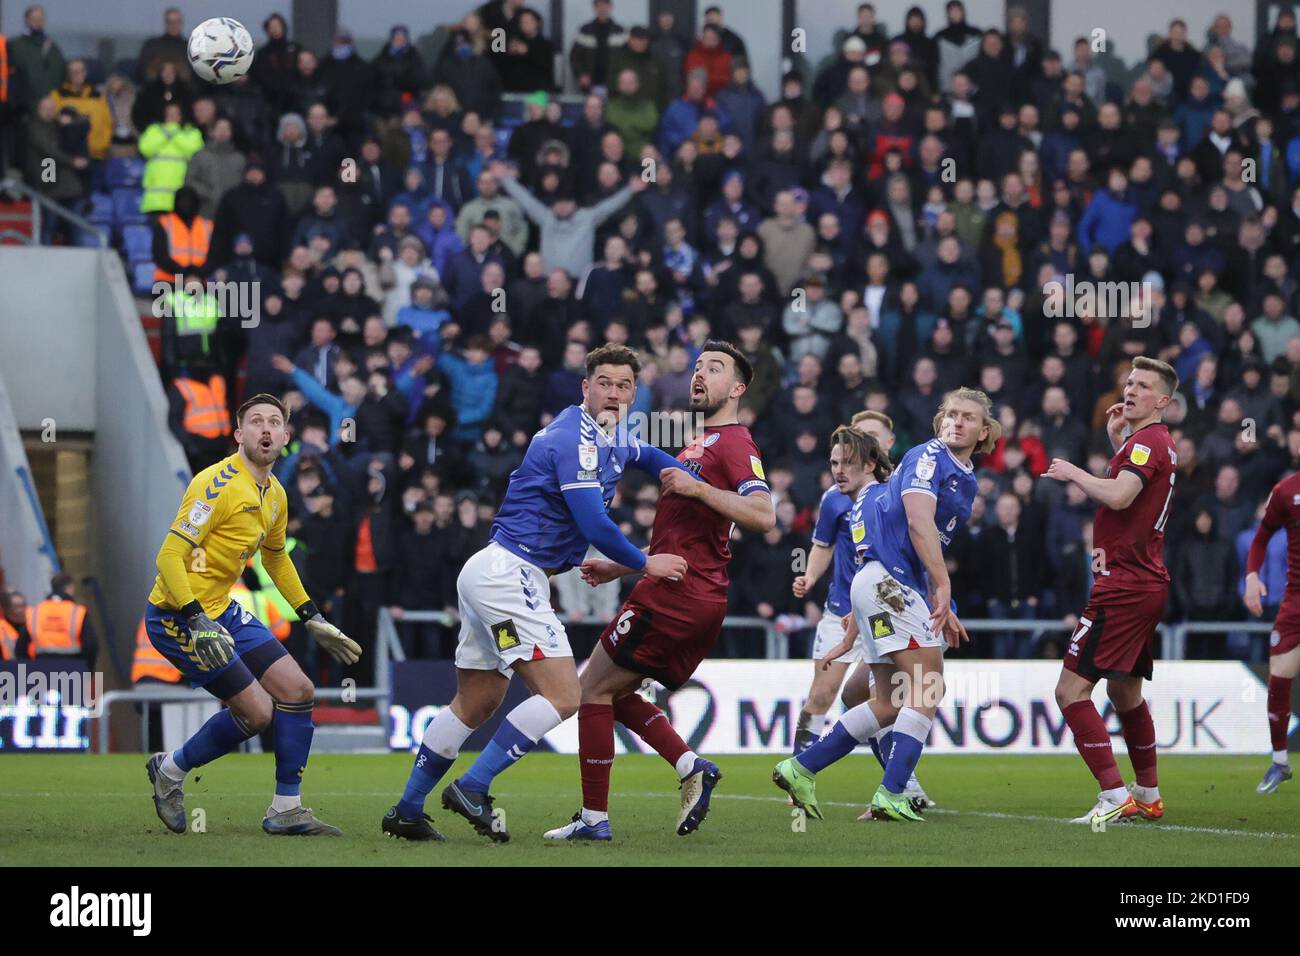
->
[577,469,597,481]
[869,612,895,639]
[579,442,598,471]
[178,521,201,537]
[188,501,214,526]
[1129,443,1151,466]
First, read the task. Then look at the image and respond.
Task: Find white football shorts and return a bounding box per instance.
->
[454,542,573,675]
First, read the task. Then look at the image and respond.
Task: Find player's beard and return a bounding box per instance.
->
[689,389,726,418]
[243,437,281,467]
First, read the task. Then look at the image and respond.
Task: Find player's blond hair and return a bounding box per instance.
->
[1132,355,1179,396]
[850,409,894,432]
[932,387,1001,455]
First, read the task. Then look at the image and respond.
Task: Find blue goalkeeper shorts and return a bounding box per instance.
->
[145,600,287,699]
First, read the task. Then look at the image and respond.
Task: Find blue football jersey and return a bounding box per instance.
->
[859,439,978,597]
[811,488,852,616]
[490,405,643,571]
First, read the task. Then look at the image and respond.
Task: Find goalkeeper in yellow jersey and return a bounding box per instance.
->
[143,394,361,836]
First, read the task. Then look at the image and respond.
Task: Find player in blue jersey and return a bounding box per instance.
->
[774,388,999,821]
[790,425,893,755]
[382,345,691,842]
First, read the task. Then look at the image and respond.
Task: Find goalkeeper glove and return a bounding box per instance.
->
[184,608,235,670]
[304,614,362,664]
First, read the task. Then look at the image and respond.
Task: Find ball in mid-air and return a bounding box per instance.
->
[187,17,255,84]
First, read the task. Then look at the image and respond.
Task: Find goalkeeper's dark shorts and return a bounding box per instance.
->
[145,599,287,699]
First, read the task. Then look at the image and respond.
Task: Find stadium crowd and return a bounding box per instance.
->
[4,1,1300,676]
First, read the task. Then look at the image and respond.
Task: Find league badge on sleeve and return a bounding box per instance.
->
[749,455,766,479]
[579,442,598,471]
[188,501,214,526]
[1129,443,1151,466]
[916,453,936,481]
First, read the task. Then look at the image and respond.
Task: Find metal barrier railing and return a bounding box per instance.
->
[93,684,387,754]
[0,178,108,248]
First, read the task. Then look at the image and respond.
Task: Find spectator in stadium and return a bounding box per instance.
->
[24,95,86,239]
[456,168,527,257]
[10,4,65,114]
[1174,508,1240,656]
[0,590,33,661]
[570,0,626,92]
[605,68,658,159]
[135,7,187,82]
[498,8,554,93]
[184,116,246,219]
[137,100,203,214]
[371,26,428,120]
[433,25,501,121]
[51,59,110,160]
[981,491,1048,658]
[210,160,288,268]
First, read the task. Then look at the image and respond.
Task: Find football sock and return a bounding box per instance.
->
[613,693,691,770]
[1062,700,1124,791]
[796,702,883,775]
[458,695,561,793]
[675,751,699,779]
[272,700,315,802]
[1116,700,1158,789]
[882,708,931,794]
[578,703,615,813]
[1268,676,1292,758]
[793,710,827,755]
[159,752,185,782]
[868,729,894,770]
[396,707,473,818]
[175,708,255,773]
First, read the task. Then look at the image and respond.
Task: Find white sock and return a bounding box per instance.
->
[580,807,608,824]
[1274,750,1290,766]
[270,794,301,813]
[675,750,698,779]
[425,707,474,759]
[1102,786,1130,804]
[892,707,931,746]
[506,694,563,742]
[807,713,827,736]
[160,751,186,782]
[1131,784,1160,802]
[840,702,883,743]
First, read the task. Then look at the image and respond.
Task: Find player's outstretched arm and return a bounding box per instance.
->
[659,467,776,532]
[1041,458,1142,510]
[263,548,362,664]
[562,485,688,579]
[793,543,833,597]
[631,443,697,478]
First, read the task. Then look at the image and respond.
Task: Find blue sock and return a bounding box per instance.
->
[458,719,537,793]
[272,702,315,797]
[396,745,455,818]
[883,719,928,793]
[176,708,254,772]
[794,723,859,775]
[868,735,884,769]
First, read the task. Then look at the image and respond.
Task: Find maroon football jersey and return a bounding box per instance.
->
[1091,422,1178,596]
[631,423,769,608]
[1253,472,1300,598]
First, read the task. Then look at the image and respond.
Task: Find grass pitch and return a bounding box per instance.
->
[1,752,1295,866]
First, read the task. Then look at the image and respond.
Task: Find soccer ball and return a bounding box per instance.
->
[187,17,254,84]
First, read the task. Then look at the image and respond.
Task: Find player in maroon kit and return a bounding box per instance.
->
[1041,356,1180,826]
[1243,472,1300,793]
[542,341,775,841]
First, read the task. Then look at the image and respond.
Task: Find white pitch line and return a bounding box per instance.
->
[671,791,1297,841]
